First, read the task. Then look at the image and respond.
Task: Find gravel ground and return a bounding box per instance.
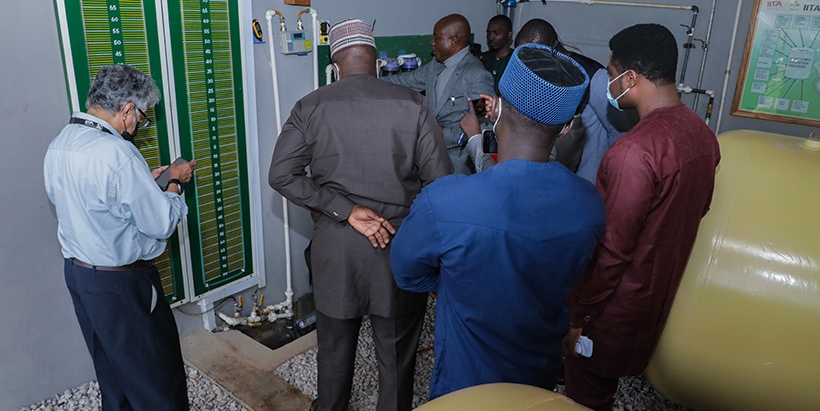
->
[275,295,691,411]
[24,295,689,411]
[21,366,248,411]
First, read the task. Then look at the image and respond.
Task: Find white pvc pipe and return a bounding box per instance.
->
[265,11,283,130]
[310,8,319,91]
[267,312,293,322]
[266,9,294,317]
[543,0,693,11]
[247,310,262,324]
[715,0,743,135]
[217,311,243,327]
[325,64,334,84]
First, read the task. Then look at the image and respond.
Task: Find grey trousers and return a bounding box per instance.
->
[315,306,426,411]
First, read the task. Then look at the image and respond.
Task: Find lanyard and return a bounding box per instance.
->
[69,117,114,135]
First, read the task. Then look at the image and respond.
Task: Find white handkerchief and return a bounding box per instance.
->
[575,335,593,357]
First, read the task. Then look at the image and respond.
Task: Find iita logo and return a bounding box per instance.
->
[767,1,804,9]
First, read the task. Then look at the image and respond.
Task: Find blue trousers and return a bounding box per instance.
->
[64,259,188,411]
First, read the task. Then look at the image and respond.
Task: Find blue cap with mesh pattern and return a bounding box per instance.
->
[498,43,589,125]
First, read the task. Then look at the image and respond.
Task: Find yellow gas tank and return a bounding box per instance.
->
[414,383,591,411]
[645,130,820,411]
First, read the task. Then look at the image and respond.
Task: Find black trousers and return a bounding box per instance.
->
[315,306,426,411]
[64,259,188,411]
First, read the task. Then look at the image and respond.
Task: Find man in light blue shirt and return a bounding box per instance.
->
[44,64,196,411]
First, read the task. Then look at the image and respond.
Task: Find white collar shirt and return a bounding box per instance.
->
[435,45,471,100]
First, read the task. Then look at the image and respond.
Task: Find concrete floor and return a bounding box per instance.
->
[181,328,316,411]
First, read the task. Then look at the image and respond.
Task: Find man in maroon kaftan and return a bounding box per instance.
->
[562,24,721,411]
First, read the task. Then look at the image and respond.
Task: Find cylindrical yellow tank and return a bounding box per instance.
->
[414,383,591,411]
[645,130,820,411]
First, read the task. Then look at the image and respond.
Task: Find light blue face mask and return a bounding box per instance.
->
[606,70,632,111]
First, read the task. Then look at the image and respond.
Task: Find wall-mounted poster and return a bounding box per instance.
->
[732,0,820,127]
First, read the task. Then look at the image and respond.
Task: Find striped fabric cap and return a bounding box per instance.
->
[499,43,589,125]
[329,18,376,59]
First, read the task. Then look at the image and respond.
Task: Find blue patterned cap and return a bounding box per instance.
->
[498,43,589,125]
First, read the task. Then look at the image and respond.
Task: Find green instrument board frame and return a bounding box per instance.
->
[732,0,820,127]
[166,0,254,296]
[55,0,254,302]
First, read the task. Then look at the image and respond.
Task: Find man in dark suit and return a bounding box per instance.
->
[268,18,453,411]
[384,13,495,175]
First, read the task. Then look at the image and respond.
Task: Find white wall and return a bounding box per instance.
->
[246,0,497,333]
[0,0,98,407]
[515,0,817,137]
[1,0,813,409]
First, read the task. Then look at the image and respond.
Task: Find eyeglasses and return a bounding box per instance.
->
[137,108,151,128]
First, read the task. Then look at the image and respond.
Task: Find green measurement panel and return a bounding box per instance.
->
[168,0,253,296]
[56,0,185,303]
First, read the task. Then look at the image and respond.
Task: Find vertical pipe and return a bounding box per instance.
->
[265,11,283,133]
[265,10,294,316]
[502,0,517,31]
[678,7,698,87]
[716,0,743,135]
[310,8,319,91]
[693,0,717,112]
[526,1,704,92]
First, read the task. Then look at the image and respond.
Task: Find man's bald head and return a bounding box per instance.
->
[514,18,558,48]
[437,14,471,47]
[431,14,472,62]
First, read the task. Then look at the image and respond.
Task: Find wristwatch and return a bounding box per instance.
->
[167,178,184,195]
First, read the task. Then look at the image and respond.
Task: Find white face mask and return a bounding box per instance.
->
[492,98,503,135]
[606,70,631,111]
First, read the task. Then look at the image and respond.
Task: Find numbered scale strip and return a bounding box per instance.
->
[60,0,254,301]
[181,0,248,290]
[78,0,178,296]
[58,0,184,302]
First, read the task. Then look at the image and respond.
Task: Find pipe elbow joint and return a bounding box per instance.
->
[265,9,285,25]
